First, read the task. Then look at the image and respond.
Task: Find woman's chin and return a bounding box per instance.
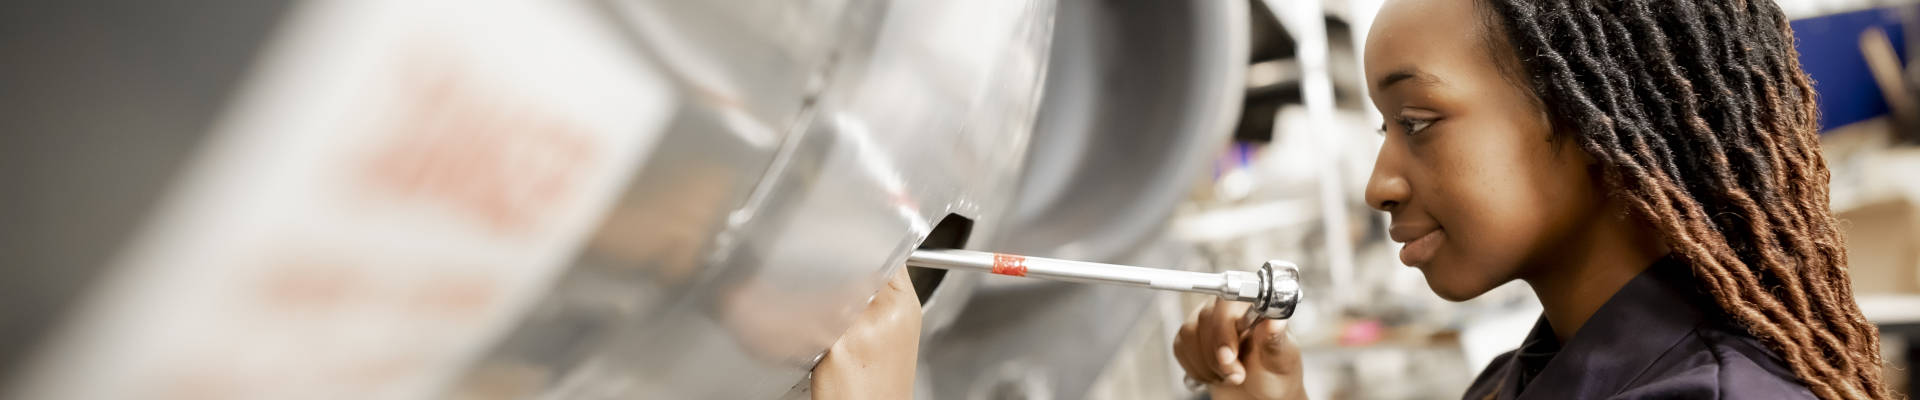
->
[1418,263,1497,302]
[1425,283,1483,302]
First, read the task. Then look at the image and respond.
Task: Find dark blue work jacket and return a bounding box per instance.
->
[1465,256,1815,399]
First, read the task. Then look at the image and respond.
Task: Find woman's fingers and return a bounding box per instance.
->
[1230,319,1307,400]
[1199,298,1247,384]
[1193,301,1221,377]
[1173,323,1212,383]
[1184,303,1224,383]
[1247,320,1300,374]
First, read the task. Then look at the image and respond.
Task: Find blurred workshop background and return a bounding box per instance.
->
[0,0,1916,399]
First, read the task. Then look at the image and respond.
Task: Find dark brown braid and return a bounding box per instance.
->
[1475,0,1888,398]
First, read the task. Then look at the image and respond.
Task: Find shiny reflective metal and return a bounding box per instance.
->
[1,0,1244,397]
[918,0,1249,398]
[993,0,1250,264]
[441,0,1057,398]
[1244,261,1301,322]
[906,249,1302,324]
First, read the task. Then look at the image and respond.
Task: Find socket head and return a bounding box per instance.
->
[1247,261,1301,321]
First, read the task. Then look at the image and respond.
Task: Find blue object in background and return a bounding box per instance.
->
[1793,5,1914,132]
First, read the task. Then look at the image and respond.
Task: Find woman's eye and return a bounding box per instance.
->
[1398,117,1434,135]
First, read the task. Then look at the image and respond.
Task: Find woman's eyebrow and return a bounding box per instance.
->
[1375,67,1439,92]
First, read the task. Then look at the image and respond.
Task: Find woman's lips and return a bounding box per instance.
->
[1398,229,1446,267]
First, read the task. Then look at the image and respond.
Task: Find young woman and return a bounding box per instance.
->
[1172,0,1891,399]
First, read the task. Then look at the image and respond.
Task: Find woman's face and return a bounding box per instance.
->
[1363,0,1608,301]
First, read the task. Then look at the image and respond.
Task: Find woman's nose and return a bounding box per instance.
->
[1365,146,1410,212]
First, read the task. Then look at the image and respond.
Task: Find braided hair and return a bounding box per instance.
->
[1475,0,1887,398]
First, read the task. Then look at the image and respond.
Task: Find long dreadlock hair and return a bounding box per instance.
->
[1474,0,1888,398]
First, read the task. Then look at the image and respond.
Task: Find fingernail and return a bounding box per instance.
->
[1228,372,1246,385]
[1218,346,1235,361]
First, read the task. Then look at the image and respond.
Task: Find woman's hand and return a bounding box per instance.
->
[1172,298,1307,400]
[810,269,921,400]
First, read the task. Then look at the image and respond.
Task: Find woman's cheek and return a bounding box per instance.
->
[1435,186,1534,283]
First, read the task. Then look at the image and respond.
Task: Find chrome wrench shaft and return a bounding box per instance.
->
[905,248,1301,323]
